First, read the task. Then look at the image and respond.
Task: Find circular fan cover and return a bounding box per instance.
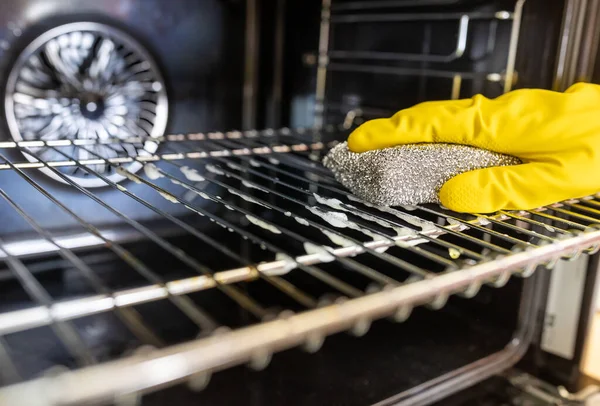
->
[4,22,168,187]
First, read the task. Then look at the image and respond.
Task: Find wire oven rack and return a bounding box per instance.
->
[1,127,600,405]
[315,0,526,126]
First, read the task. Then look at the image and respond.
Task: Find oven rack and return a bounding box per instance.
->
[317,0,525,126]
[1,127,600,405]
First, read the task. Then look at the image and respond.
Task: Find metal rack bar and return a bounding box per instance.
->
[2,229,600,406]
[330,11,512,23]
[0,153,226,334]
[331,0,463,11]
[167,142,453,266]
[10,147,271,321]
[0,188,165,348]
[209,134,518,254]
[328,15,470,63]
[48,144,363,302]
[326,62,489,79]
[0,141,328,170]
[0,238,96,367]
[2,129,600,405]
[38,146,377,303]
[80,143,436,294]
[191,137,491,263]
[317,0,524,122]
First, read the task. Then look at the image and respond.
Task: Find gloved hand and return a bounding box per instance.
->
[347,83,600,213]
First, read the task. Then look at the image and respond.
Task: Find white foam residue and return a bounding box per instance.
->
[306,206,348,228]
[226,162,241,171]
[199,192,213,201]
[446,218,461,226]
[180,166,205,182]
[307,206,388,242]
[272,253,297,275]
[313,193,345,210]
[230,189,269,208]
[268,157,280,165]
[477,217,491,226]
[401,205,417,211]
[295,217,310,226]
[144,163,163,180]
[317,193,411,237]
[544,224,556,233]
[205,164,224,176]
[171,179,215,203]
[159,192,179,203]
[303,242,335,263]
[117,185,127,192]
[241,180,267,192]
[246,215,281,234]
[249,159,261,167]
[322,230,354,247]
[116,166,141,184]
[284,211,292,217]
[347,194,439,233]
[395,238,428,248]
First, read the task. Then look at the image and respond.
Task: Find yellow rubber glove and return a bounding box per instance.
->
[347,83,600,213]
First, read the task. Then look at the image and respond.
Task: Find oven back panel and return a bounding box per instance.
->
[271,0,565,130]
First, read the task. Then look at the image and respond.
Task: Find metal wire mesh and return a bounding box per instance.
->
[0,127,600,405]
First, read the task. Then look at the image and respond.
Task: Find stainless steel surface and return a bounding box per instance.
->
[4,22,168,187]
[1,127,600,405]
[314,0,331,129]
[327,15,470,63]
[243,0,260,130]
[503,0,526,93]
[552,0,600,90]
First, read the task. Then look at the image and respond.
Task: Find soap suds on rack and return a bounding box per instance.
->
[159,192,179,203]
[347,194,439,233]
[322,230,354,247]
[271,253,297,275]
[180,166,205,182]
[242,180,268,192]
[230,189,269,209]
[205,164,225,176]
[246,215,281,234]
[303,242,335,262]
[306,206,348,228]
[295,217,310,226]
[314,193,408,236]
[144,163,163,180]
[306,206,388,243]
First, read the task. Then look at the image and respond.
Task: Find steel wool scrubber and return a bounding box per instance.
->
[323,142,522,207]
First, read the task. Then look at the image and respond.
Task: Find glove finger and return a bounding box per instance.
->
[347,87,573,154]
[347,98,475,153]
[439,163,566,213]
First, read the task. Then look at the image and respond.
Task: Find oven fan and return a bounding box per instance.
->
[3,22,168,187]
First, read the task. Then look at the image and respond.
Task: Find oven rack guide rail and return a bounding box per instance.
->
[0,127,600,406]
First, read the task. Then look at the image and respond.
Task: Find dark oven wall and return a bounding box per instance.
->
[273,0,565,130]
[0,0,246,235]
